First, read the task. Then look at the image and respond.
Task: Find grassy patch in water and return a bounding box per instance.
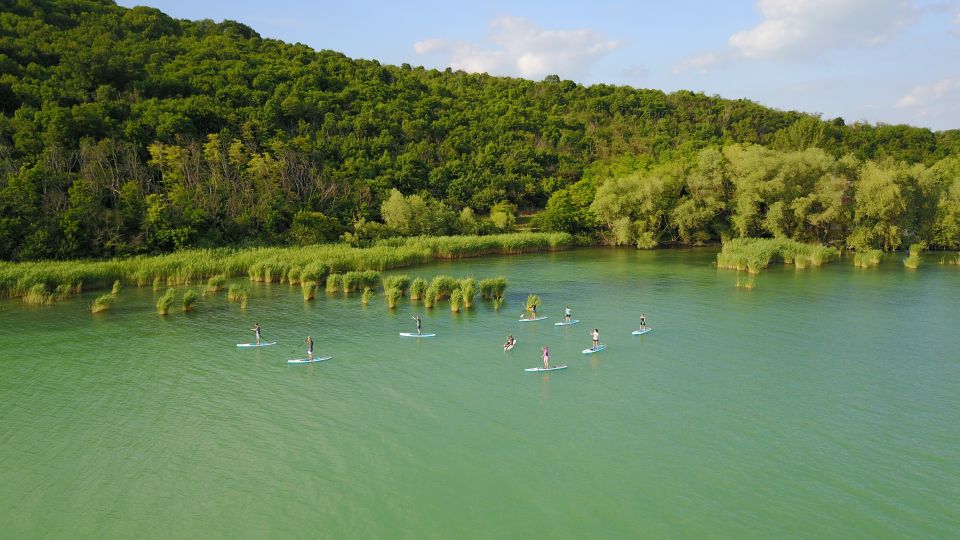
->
[0,233,570,301]
[91,294,114,313]
[157,288,176,315]
[717,238,838,274]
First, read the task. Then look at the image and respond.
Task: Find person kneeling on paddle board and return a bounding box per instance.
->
[252,322,263,345]
[591,329,600,349]
[542,346,550,369]
[503,335,514,349]
[412,314,422,335]
[305,336,314,359]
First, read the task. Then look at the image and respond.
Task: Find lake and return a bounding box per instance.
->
[1,248,957,538]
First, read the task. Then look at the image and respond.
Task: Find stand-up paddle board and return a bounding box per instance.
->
[524,365,567,372]
[582,344,607,354]
[518,316,548,322]
[631,328,653,335]
[287,355,332,364]
[554,319,580,326]
[503,339,517,351]
[399,333,436,338]
[237,342,277,348]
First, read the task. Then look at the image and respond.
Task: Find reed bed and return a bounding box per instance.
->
[111,280,122,294]
[302,281,317,301]
[157,288,176,315]
[736,276,756,289]
[182,289,198,312]
[450,289,463,313]
[382,275,411,296]
[207,274,226,292]
[423,285,438,308]
[853,249,883,268]
[90,293,114,313]
[479,277,508,300]
[23,284,53,305]
[325,273,343,293]
[717,238,838,274]
[903,242,925,269]
[361,287,374,305]
[429,275,458,300]
[459,278,476,308]
[386,287,403,309]
[0,233,570,301]
[410,278,426,301]
[343,270,380,293]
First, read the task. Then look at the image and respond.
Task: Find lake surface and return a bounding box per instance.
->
[1,248,958,538]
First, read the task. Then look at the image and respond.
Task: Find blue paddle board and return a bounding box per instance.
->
[237,341,277,348]
[631,328,653,335]
[518,316,548,322]
[582,344,606,354]
[287,355,332,364]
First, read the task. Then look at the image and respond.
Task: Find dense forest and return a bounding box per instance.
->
[1,0,959,260]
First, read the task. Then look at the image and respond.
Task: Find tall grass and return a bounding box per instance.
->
[718,238,838,274]
[429,275,458,299]
[182,289,198,312]
[207,274,227,292]
[459,278,476,308]
[23,284,53,305]
[157,288,176,315]
[423,285,438,308]
[479,277,508,300]
[302,281,317,301]
[853,249,883,268]
[91,293,114,313]
[903,242,925,269]
[0,233,570,301]
[450,288,463,313]
[344,270,380,293]
[325,273,343,293]
[410,278,427,301]
[111,280,122,295]
[386,287,403,309]
[382,275,411,295]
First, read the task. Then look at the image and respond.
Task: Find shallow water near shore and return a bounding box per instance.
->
[1,248,958,538]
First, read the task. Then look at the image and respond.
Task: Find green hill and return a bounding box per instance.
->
[1,0,958,260]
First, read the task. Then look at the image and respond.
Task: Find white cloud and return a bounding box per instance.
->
[675,0,916,73]
[730,0,915,60]
[895,77,960,107]
[414,16,622,80]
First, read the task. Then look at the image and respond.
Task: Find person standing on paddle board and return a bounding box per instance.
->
[591,329,600,349]
[305,336,314,359]
[542,346,550,369]
[252,322,263,345]
[412,314,422,335]
[640,313,646,330]
[564,306,572,323]
[530,303,538,319]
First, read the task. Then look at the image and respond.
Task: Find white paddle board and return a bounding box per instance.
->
[287,355,332,364]
[518,316,548,322]
[582,344,606,354]
[400,333,436,337]
[631,328,653,335]
[237,342,277,348]
[524,365,567,372]
[554,319,580,326]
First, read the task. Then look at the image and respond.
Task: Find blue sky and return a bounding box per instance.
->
[116,0,960,131]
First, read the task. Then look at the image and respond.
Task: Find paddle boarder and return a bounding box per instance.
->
[542,346,550,369]
[503,335,515,349]
[530,303,538,319]
[564,306,572,323]
[640,313,646,330]
[305,335,314,359]
[411,314,422,335]
[251,322,263,345]
[591,328,600,350]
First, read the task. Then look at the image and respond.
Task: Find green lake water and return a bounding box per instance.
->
[1,248,958,538]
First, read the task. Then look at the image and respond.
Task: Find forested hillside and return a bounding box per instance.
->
[1,0,958,260]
